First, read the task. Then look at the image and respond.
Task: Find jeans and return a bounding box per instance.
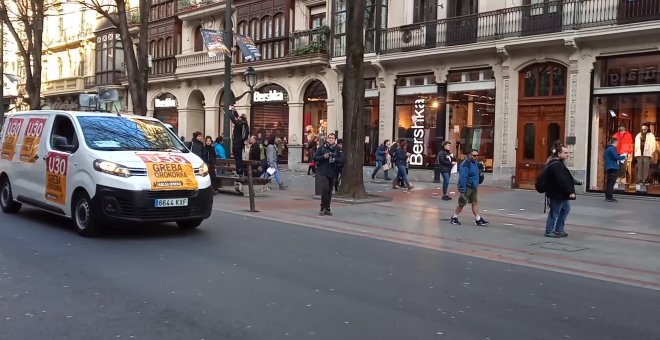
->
[545,198,571,234]
[232,144,245,175]
[371,160,389,179]
[262,161,282,185]
[605,169,617,200]
[441,172,450,196]
[392,164,410,187]
[319,176,335,210]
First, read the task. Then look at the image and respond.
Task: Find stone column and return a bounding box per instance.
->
[491,46,515,188]
[287,102,304,171]
[204,106,219,138]
[326,99,338,136]
[378,73,396,143]
[177,109,190,139]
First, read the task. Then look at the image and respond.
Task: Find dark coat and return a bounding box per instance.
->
[228,111,249,144]
[187,140,204,158]
[375,143,388,162]
[391,147,407,166]
[313,142,344,178]
[545,159,576,200]
[201,145,217,165]
[436,149,454,173]
[248,143,261,161]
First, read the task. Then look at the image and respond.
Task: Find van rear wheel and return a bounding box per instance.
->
[73,192,103,237]
[177,219,203,230]
[0,179,22,214]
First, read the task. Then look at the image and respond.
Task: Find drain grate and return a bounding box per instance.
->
[529,242,590,252]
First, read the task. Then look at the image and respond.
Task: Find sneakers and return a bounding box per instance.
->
[475,218,489,227]
[319,209,325,216]
[553,231,568,237]
[544,232,560,238]
[441,195,452,201]
[324,209,333,216]
[605,198,618,202]
[450,216,461,225]
[384,177,392,181]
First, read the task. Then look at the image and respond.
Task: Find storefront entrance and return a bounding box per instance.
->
[154,93,179,133]
[251,84,289,162]
[516,63,567,189]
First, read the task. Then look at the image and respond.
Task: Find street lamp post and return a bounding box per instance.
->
[222,0,234,155]
[1,21,5,126]
[234,66,257,103]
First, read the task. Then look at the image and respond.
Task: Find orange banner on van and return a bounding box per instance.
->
[1,117,25,161]
[45,152,69,205]
[20,117,48,163]
[137,154,198,191]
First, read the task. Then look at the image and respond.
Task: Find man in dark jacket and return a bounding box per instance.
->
[391,139,413,190]
[186,131,204,158]
[451,149,488,226]
[544,145,576,238]
[371,140,392,181]
[436,141,455,200]
[313,133,344,216]
[227,104,249,175]
[604,138,626,202]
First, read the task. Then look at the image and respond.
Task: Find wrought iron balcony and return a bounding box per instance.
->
[334,0,660,56]
[289,26,330,57]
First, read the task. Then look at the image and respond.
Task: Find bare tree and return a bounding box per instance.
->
[338,0,368,199]
[0,0,54,110]
[75,0,150,115]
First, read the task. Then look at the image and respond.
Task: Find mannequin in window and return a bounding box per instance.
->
[634,122,657,184]
[612,122,633,184]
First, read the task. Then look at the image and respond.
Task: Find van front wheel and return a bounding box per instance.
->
[177,219,203,230]
[0,179,22,214]
[73,192,103,237]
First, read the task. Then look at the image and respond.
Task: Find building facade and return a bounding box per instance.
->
[326,0,660,197]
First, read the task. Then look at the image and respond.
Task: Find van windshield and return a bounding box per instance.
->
[78,116,187,152]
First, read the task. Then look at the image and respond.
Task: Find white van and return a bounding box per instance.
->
[0,110,214,236]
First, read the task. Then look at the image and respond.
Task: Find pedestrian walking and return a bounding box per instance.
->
[371,140,392,181]
[391,139,414,190]
[313,133,344,216]
[542,144,576,238]
[227,104,249,176]
[604,138,627,202]
[334,139,344,193]
[307,137,318,175]
[436,141,455,200]
[264,136,287,190]
[186,131,204,158]
[214,136,227,160]
[201,136,217,189]
[450,149,488,226]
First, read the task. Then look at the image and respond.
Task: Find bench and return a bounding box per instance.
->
[213,159,271,196]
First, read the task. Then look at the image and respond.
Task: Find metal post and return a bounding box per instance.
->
[247,163,256,212]
[222,0,234,156]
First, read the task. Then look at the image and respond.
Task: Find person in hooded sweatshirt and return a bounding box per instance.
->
[186,131,204,158]
[604,137,626,202]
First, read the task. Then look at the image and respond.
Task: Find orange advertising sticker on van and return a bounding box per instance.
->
[1,117,25,161]
[19,117,48,163]
[137,153,198,191]
[45,152,69,205]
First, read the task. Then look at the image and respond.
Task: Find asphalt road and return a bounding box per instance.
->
[0,207,658,340]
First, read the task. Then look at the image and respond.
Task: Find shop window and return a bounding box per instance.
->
[395,94,440,167]
[600,54,660,87]
[448,69,495,83]
[396,74,435,87]
[447,89,495,171]
[364,97,380,165]
[303,81,328,162]
[523,123,535,159]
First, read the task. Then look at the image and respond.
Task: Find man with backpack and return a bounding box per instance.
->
[451,149,488,226]
[536,144,576,238]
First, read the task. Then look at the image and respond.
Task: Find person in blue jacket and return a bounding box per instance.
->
[604,137,626,202]
[214,136,227,159]
[371,140,392,181]
[451,149,488,226]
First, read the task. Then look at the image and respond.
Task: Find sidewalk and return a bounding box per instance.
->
[211,169,660,291]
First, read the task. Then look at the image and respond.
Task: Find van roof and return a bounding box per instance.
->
[6,110,160,121]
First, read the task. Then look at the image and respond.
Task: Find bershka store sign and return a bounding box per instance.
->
[410,98,425,166]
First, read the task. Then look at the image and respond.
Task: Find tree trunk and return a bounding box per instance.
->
[29,1,44,110]
[338,0,368,199]
[115,0,148,115]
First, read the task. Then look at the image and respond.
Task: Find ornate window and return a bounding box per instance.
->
[521,63,566,98]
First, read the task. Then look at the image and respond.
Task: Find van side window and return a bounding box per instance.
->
[50,116,79,153]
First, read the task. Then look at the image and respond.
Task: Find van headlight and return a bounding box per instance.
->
[198,163,209,177]
[93,160,132,178]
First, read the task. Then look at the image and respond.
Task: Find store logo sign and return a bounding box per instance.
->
[155,98,177,108]
[410,99,425,166]
[254,90,284,102]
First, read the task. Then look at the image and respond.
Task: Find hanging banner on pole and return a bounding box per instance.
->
[235,34,262,61]
[200,28,230,59]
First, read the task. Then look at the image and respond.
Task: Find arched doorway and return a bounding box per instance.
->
[187,90,205,138]
[252,83,289,161]
[154,93,179,132]
[303,80,328,162]
[516,62,567,189]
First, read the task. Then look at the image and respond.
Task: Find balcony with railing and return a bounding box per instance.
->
[177,0,227,20]
[175,51,225,79]
[335,0,660,57]
[42,77,86,96]
[289,26,330,57]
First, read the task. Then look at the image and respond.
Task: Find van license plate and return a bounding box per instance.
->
[155,198,188,208]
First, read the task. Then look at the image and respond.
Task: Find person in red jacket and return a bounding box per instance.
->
[612,122,633,185]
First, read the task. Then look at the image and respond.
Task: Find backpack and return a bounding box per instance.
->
[535,161,555,193]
